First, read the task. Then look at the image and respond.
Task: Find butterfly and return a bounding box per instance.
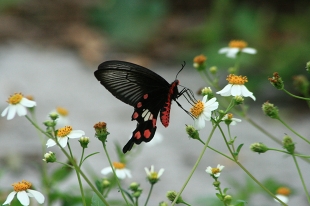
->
[94,60,194,153]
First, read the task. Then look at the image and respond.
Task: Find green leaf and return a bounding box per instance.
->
[82,152,100,165]
[91,193,106,206]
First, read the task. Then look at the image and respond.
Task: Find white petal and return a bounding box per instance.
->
[240,86,256,101]
[194,116,205,130]
[58,137,68,147]
[202,110,212,121]
[27,189,45,204]
[150,165,154,173]
[216,84,233,96]
[124,169,132,178]
[115,170,126,179]
[3,191,16,205]
[218,47,229,54]
[217,165,225,171]
[144,167,151,176]
[157,168,165,178]
[17,191,30,205]
[101,167,113,175]
[230,85,242,96]
[16,104,27,116]
[205,166,212,174]
[205,101,219,111]
[202,95,209,103]
[226,48,239,58]
[274,194,289,204]
[1,106,9,117]
[214,173,221,177]
[7,105,17,120]
[46,139,56,148]
[204,97,216,107]
[20,98,36,107]
[67,130,85,139]
[242,48,257,54]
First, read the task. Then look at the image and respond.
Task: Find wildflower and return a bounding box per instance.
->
[201,87,214,98]
[216,74,256,100]
[250,142,269,154]
[233,95,244,105]
[49,107,69,127]
[145,165,164,184]
[129,182,142,198]
[268,72,284,90]
[262,101,279,119]
[101,162,132,179]
[46,126,85,148]
[274,187,290,204]
[43,151,56,163]
[219,40,256,58]
[1,93,36,120]
[221,113,241,126]
[3,180,44,205]
[206,164,225,178]
[79,136,90,148]
[190,95,219,130]
[193,54,207,71]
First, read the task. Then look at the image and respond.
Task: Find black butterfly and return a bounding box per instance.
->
[94,60,194,153]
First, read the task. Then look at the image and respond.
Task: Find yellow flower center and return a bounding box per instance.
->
[226,74,248,85]
[227,113,233,120]
[57,126,73,137]
[276,187,291,196]
[12,180,32,192]
[150,172,158,179]
[229,40,248,49]
[211,168,220,174]
[113,162,125,169]
[7,93,23,105]
[193,54,207,64]
[56,107,69,116]
[190,100,204,118]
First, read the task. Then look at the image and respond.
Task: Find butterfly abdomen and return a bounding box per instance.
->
[160,80,179,127]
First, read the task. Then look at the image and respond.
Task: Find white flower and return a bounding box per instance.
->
[221,113,241,126]
[46,126,85,148]
[274,194,289,204]
[206,164,225,178]
[101,162,132,179]
[190,95,219,130]
[219,40,256,58]
[1,93,36,120]
[49,107,69,128]
[145,165,164,184]
[3,180,44,205]
[216,74,256,101]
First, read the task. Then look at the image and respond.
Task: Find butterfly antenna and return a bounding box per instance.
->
[175,61,186,79]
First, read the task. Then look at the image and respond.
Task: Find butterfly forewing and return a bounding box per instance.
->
[95,61,170,106]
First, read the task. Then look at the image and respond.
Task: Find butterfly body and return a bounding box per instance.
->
[94,61,181,153]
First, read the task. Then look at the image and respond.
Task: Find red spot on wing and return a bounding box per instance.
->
[137,102,142,108]
[132,112,139,119]
[144,129,151,139]
[152,118,157,128]
[134,131,141,139]
[143,94,148,99]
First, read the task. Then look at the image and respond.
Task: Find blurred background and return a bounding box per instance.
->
[0,0,310,205]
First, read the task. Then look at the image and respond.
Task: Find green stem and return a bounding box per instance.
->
[227,125,236,153]
[282,89,310,101]
[277,117,310,144]
[144,184,154,206]
[67,143,86,206]
[197,138,234,161]
[79,148,85,168]
[291,155,310,203]
[102,142,129,205]
[171,123,218,205]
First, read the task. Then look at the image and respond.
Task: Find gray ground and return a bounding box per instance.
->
[0,42,309,206]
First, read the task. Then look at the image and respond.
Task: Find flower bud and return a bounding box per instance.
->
[94,122,109,142]
[166,191,185,204]
[102,179,110,188]
[306,61,310,72]
[129,182,140,191]
[193,54,207,71]
[159,202,169,206]
[250,142,268,154]
[185,125,200,141]
[268,72,284,90]
[262,101,279,119]
[49,112,59,121]
[293,75,309,95]
[79,136,90,148]
[213,180,220,187]
[209,66,217,75]
[223,195,232,204]
[43,151,56,163]
[234,95,244,105]
[201,87,214,99]
[283,135,295,153]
